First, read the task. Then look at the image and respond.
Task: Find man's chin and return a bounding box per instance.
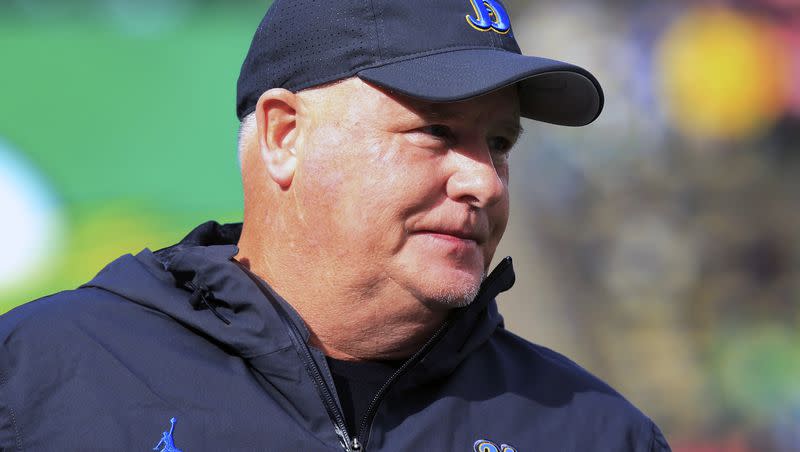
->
[395,247,488,308]
[413,267,487,309]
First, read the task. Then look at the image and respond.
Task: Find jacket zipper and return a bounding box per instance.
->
[241,257,512,452]
[351,317,454,450]
[352,257,513,451]
[239,265,355,451]
[283,315,354,451]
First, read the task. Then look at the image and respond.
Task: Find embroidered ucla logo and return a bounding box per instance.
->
[466,0,512,34]
[153,417,184,452]
[474,439,518,452]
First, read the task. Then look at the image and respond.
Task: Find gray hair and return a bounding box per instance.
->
[237,112,258,166]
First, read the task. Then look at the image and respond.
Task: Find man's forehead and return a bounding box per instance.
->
[300,78,521,134]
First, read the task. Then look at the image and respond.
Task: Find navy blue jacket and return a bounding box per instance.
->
[0,222,670,451]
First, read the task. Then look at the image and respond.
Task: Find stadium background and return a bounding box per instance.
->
[1,0,798,450]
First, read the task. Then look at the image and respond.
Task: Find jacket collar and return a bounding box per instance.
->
[86,221,515,377]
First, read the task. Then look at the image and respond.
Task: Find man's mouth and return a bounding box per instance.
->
[410,228,486,245]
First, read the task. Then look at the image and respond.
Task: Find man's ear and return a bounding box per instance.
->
[255,88,299,190]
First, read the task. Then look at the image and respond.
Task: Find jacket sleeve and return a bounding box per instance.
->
[649,419,672,452]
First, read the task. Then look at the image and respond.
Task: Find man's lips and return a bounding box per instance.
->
[410,229,486,244]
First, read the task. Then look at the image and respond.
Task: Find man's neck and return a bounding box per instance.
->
[301,296,448,361]
[235,242,449,362]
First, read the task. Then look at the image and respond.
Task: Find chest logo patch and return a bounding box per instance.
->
[466,0,511,34]
[474,439,518,452]
[153,417,184,452]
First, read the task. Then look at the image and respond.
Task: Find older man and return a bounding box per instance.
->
[0,1,670,451]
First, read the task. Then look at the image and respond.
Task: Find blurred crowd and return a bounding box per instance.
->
[496,0,800,450]
[1,0,799,450]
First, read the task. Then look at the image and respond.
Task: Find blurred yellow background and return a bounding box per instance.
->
[1,0,799,450]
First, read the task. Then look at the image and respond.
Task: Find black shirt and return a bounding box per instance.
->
[326,357,402,434]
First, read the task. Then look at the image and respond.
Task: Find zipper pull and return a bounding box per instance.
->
[351,437,363,451]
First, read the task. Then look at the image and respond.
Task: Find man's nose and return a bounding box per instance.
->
[445,147,506,209]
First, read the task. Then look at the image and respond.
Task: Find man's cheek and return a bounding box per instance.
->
[487,199,510,245]
[299,156,350,209]
[345,198,395,236]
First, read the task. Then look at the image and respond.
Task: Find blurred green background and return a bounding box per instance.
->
[1,0,799,450]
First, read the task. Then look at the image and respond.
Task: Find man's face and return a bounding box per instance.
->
[292,79,520,308]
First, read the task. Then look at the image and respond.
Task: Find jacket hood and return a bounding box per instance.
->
[84,221,515,378]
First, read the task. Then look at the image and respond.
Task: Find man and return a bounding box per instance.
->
[0,0,671,451]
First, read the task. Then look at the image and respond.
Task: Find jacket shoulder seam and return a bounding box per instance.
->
[9,407,22,451]
[0,371,23,451]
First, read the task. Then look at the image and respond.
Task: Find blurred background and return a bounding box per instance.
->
[1,0,798,449]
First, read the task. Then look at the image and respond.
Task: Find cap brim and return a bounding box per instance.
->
[358,49,603,127]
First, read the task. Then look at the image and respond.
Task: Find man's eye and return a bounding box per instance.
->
[421,124,453,140]
[488,136,514,156]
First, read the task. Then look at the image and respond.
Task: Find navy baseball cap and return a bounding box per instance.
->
[237,0,604,126]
